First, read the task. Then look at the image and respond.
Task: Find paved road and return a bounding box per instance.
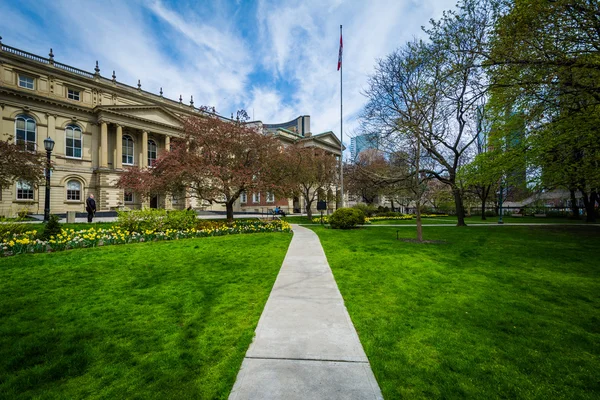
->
[229,225,383,400]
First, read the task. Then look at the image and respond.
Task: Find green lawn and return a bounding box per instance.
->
[0,233,292,399]
[369,216,592,225]
[311,225,600,399]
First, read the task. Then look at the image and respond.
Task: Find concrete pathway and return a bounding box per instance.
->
[229,225,383,400]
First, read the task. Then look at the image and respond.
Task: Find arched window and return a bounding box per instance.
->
[122,135,134,165]
[148,139,157,166]
[15,115,36,151]
[65,124,82,158]
[66,180,81,201]
[16,180,34,200]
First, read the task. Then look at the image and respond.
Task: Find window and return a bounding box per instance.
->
[16,180,34,200]
[266,192,275,203]
[252,193,260,203]
[122,135,134,165]
[15,115,36,151]
[66,180,81,201]
[240,192,247,203]
[67,89,80,101]
[65,124,82,158]
[124,192,133,203]
[18,75,34,90]
[148,139,157,166]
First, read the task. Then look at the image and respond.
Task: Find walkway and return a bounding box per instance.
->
[229,225,383,400]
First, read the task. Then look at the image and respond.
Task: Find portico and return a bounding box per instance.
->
[92,105,183,211]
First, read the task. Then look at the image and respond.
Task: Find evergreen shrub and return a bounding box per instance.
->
[329,208,365,229]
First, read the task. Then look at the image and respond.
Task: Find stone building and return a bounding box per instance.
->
[0,39,342,217]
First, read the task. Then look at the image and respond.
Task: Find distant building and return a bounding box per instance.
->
[350,133,379,161]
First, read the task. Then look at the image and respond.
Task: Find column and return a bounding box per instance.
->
[115,125,123,169]
[142,130,148,168]
[164,135,170,152]
[100,121,108,168]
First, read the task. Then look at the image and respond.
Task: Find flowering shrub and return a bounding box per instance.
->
[0,220,291,257]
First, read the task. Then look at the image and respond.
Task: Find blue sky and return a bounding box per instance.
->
[0,0,456,151]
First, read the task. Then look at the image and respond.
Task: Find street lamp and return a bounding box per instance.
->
[43,137,55,222]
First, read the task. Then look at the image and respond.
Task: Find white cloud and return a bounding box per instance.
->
[1,0,459,153]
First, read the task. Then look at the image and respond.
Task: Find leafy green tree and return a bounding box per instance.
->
[486,0,600,221]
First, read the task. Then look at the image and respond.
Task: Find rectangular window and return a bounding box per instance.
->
[252,193,260,203]
[266,192,275,203]
[124,192,133,203]
[16,180,34,200]
[18,75,34,90]
[240,192,247,203]
[66,181,81,201]
[67,89,80,101]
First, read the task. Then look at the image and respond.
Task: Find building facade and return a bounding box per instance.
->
[350,133,379,162]
[0,40,342,217]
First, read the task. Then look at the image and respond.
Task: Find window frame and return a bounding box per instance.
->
[124,192,134,203]
[66,180,82,202]
[122,134,134,165]
[266,192,275,203]
[252,192,260,203]
[18,74,35,90]
[65,124,83,159]
[240,192,247,204]
[67,88,81,101]
[147,139,157,167]
[16,180,34,200]
[15,114,37,151]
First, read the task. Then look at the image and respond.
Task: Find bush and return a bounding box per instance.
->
[39,214,62,240]
[17,207,30,221]
[164,209,197,230]
[352,203,377,217]
[116,209,197,232]
[0,222,31,240]
[329,208,365,229]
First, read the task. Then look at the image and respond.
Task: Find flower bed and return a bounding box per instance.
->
[1,220,292,257]
[311,213,449,224]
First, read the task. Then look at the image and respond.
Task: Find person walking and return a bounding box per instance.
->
[86,194,96,223]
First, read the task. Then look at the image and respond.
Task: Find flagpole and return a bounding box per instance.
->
[339,24,344,208]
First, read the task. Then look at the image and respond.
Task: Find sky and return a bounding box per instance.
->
[0,0,457,153]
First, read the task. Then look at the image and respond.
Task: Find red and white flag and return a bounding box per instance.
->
[337,33,343,71]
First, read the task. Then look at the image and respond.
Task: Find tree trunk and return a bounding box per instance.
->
[305,199,313,220]
[581,190,597,223]
[226,201,234,222]
[569,189,580,220]
[481,197,487,220]
[415,199,423,242]
[390,199,395,212]
[453,187,467,226]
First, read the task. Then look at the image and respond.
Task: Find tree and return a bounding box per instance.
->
[345,149,390,205]
[362,0,494,227]
[486,0,600,221]
[278,145,338,220]
[118,113,283,221]
[0,139,44,191]
[459,151,504,219]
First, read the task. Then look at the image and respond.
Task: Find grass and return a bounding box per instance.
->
[310,225,600,399]
[369,215,593,225]
[0,232,292,399]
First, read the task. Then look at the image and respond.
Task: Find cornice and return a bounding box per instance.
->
[0,86,92,114]
[95,108,183,133]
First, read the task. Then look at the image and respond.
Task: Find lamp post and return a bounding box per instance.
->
[43,137,55,222]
